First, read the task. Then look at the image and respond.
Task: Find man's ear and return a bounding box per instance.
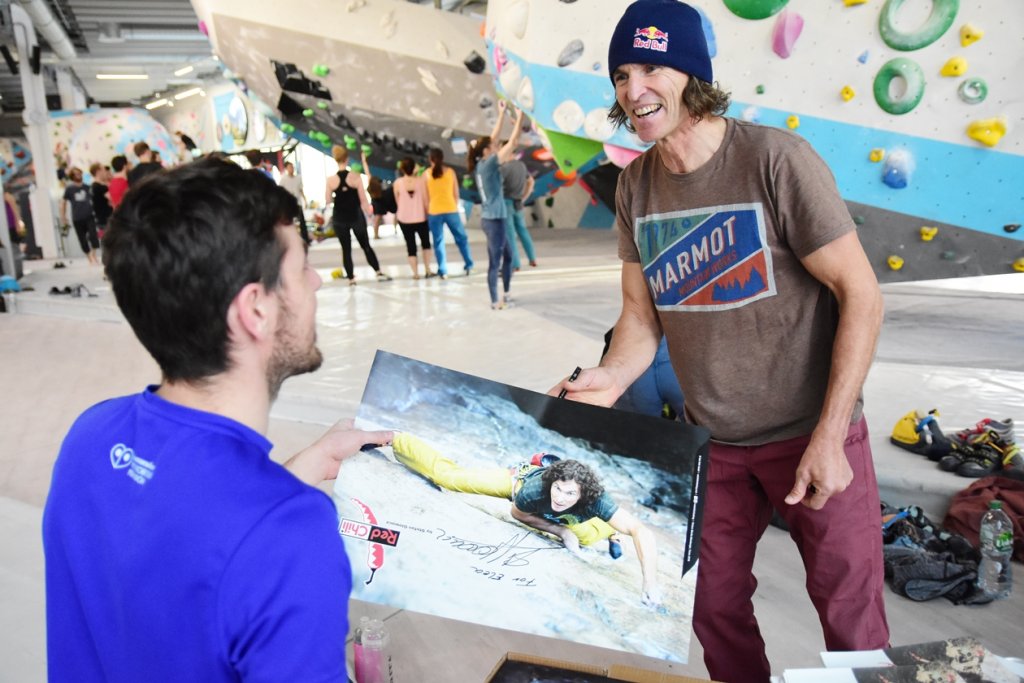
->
[228,282,275,343]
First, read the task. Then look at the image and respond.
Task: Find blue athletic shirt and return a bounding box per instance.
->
[43,387,352,682]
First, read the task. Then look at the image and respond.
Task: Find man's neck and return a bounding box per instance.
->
[656,116,727,174]
[155,370,271,435]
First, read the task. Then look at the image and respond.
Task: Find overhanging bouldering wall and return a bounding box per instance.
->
[486,0,1023,281]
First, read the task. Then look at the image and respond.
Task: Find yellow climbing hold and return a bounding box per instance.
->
[869,148,885,163]
[887,255,905,271]
[960,23,984,47]
[840,85,856,102]
[786,115,800,129]
[966,117,1007,147]
[940,56,968,77]
[919,226,938,241]
[1014,258,1024,273]
[843,0,868,4]
[331,268,344,280]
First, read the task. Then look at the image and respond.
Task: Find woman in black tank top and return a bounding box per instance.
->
[324,145,391,284]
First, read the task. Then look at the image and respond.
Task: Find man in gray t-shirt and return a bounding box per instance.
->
[552,2,889,681]
[279,161,310,244]
[500,159,537,269]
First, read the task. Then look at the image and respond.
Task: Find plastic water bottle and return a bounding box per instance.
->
[354,617,392,683]
[976,500,1013,600]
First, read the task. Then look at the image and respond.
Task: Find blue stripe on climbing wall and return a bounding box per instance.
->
[729,102,1023,242]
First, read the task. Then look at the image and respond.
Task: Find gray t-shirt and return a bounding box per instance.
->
[279,173,303,202]
[616,118,860,445]
[500,160,528,209]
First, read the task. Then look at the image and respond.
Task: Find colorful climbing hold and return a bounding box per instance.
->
[873,58,926,115]
[869,148,885,162]
[349,162,363,173]
[878,0,959,52]
[1014,258,1024,273]
[317,101,329,109]
[853,215,866,225]
[959,23,983,47]
[939,56,967,77]
[302,108,314,117]
[462,176,474,189]
[919,226,938,241]
[361,144,372,156]
[331,268,344,280]
[723,0,789,20]
[841,85,856,102]
[882,149,914,189]
[755,84,765,94]
[786,115,800,129]
[857,50,870,64]
[311,64,330,77]
[844,0,868,5]
[771,9,804,59]
[957,77,987,104]
[280,123,295,134]
[1004,224,1021,234]
[554,168,577,183]
[966,117,1007,147]
[887,255,905,271]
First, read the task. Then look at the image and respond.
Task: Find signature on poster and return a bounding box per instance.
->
[435,528,555,567]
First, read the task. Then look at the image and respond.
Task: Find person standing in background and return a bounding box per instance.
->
[127,142,162,187]
[280,161,310,245]
[325,145,391,285]
[500,149,537,270]
[60,167,100,265]
[467,101,525,310]
[392,157,434,279]
[425,148,474,280]
[108,155,130,209]
[89,163,113,239]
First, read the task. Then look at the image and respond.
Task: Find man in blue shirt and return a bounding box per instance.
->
[43,158,392,682]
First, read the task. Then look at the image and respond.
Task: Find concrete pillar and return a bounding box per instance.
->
[11,4,60,259]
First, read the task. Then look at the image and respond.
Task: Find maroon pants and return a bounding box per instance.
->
[692,418,889,683]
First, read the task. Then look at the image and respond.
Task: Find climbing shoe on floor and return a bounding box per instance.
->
[890,409,952,461]
[955,443,1003,478]
[950,417,1015,447]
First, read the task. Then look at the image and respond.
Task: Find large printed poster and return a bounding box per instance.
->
[333,351,709,662]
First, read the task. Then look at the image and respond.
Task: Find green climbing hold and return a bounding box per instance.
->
[756,84,765,95]
[311,64,330,77]
[462,176,474,189]
[302,108,314,117]
[853,215,865,225]
[350,162,363,173]
[723,0,789,20]
[544,197,555,208]
[361,144,372,156]
[547,219,554,228]
[542,127,604,175]
[317,101,329,110]
[873,58,926,115]
[280,123,296,134]
[879,0,959,52]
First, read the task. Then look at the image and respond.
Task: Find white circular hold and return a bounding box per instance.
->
[516,77,535,111]
[740,105,760,122]
[583,107,615,141]
[553,99,585,134]
[506,0,530,40]
[498,61,523,98]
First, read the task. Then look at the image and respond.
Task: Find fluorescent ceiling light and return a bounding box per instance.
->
[145,98,169,110]
[174,87,202,100]
[174,65,194,76]
[97,74,148,80]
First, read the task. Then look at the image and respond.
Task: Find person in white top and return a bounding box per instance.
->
[392,157,434,279]
[279,161,310,244]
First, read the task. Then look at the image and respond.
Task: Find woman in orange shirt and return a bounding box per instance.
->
[424,149,474,279]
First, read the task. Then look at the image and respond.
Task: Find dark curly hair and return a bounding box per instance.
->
[541,460,604,509]
[608,77,731,133]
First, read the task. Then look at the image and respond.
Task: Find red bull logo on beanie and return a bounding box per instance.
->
[634,25,669,52]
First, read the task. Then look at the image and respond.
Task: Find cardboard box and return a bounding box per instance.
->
[486,652,718,683]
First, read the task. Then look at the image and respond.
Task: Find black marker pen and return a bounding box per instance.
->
[557,366,582,399]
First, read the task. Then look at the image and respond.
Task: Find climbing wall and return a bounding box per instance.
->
[486,0,1024,280]
[47,109,182,175]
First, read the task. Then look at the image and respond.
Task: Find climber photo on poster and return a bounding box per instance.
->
[332,350,710,662]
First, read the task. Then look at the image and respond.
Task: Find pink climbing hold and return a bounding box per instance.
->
[197,20,208,36]
[771,9,804,59]
[603,143,642,169]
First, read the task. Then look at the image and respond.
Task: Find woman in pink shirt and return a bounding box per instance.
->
[393,157,434,279]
